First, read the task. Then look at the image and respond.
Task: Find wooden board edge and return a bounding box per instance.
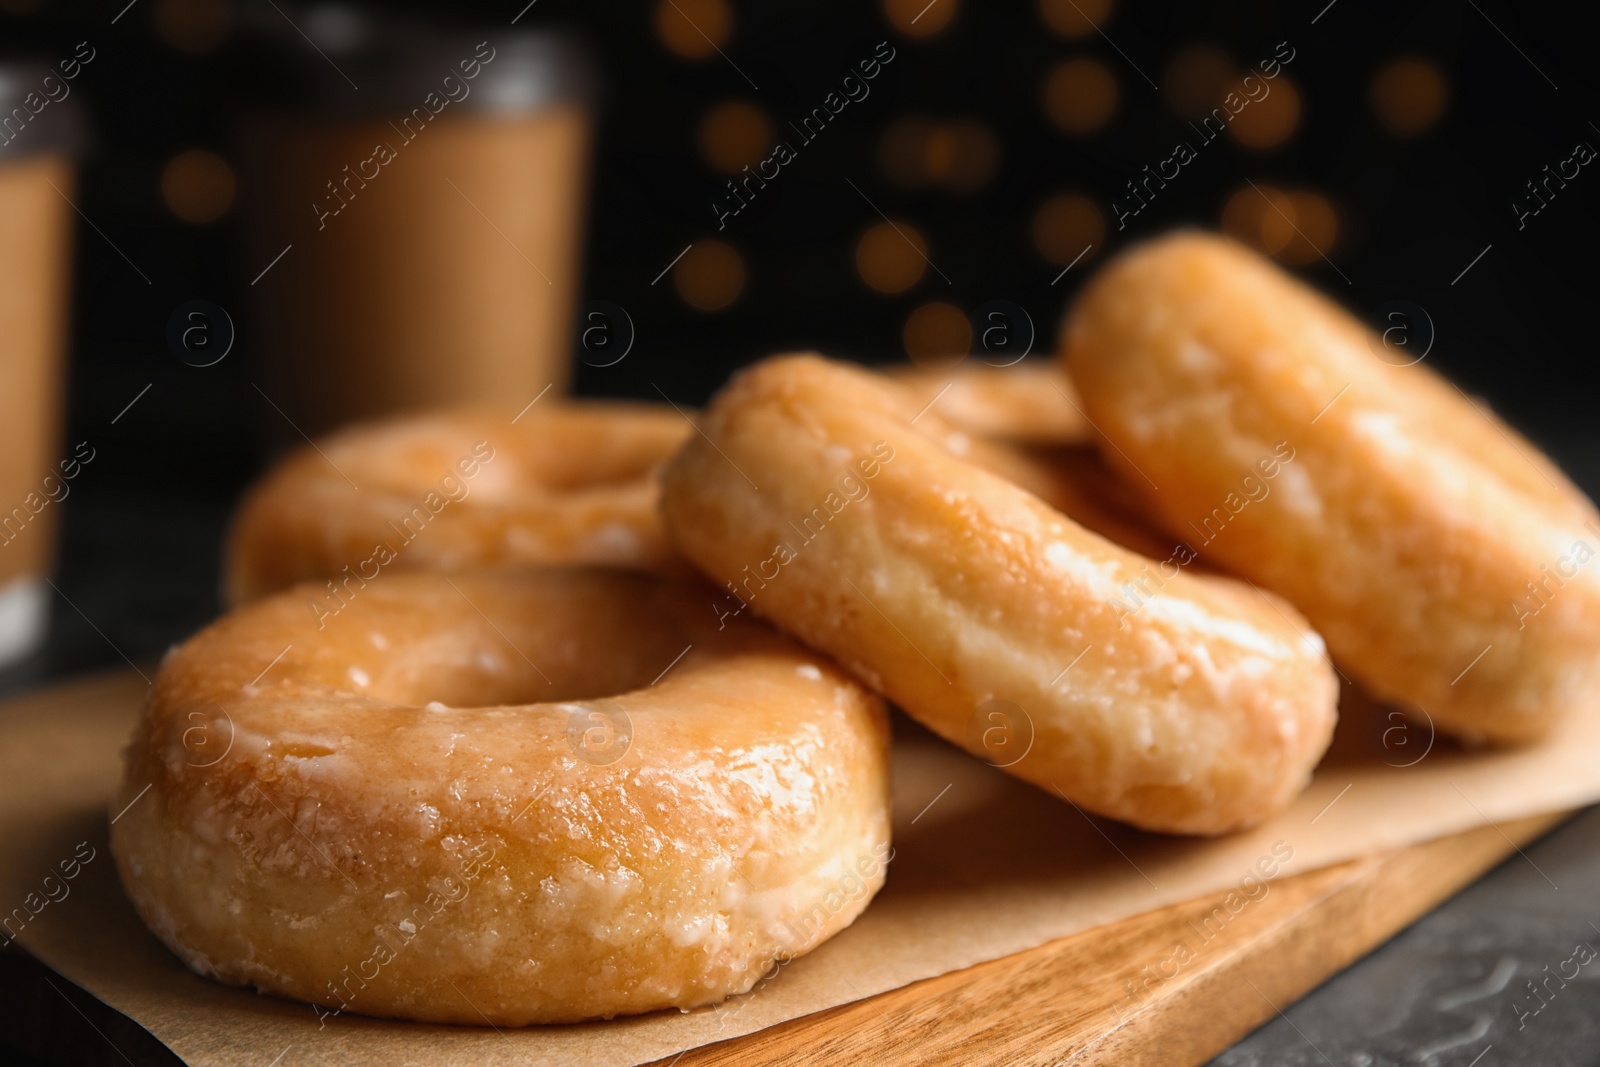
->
[654,811,1570,1067]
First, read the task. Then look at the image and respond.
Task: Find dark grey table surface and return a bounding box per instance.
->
[4,444,1599,1066]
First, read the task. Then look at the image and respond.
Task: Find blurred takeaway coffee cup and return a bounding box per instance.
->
[0,57,87,668]
[237,8,594,437]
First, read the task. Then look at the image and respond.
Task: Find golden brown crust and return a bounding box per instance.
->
[224,403,692,604]
[880,362,1177,555]
[111,567,890,1025]
[660,354,1337,835]
[880,358,1090,445]
[1063,231,1600,743]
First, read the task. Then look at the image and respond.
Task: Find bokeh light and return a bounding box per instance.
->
[883,0,958,37]
[674,240,746,311]
[1038,0,1114,39]
[1164,44,1236,119]
[153,0,233,54]
[903,301,971,366]
[1042,57,1119,135]
[1222,185,1339,265]
[1370,56,1449,137]
[160,148,236,224]
[879,118,937,186]
[1226,74,1301,150]
[698,101,774,175]
[1278,191,1338,265]
[878,117,1000,192]
[930,119,1000,192]
[1031,193,1105,265]
[855,221,929,294]
[655,0,732,60]
[1222,183,1293,255]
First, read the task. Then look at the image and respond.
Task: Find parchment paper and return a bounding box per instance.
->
[1,669,1593,1066]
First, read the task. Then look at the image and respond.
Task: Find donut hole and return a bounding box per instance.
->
[371,645,681,709]
[504,437,673,494]
[325,570,694,710]
[322,407,687,503]
[364,622,687,709]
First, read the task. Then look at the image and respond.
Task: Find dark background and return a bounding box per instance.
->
[1,1,1598,1061]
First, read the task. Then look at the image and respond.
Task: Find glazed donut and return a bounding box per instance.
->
[881,357,1090,445]
[224,402,691,604]
[947,441,1182,562]
[1064,232,1600,743]
[659,354,1338,835]
[882,360,1167,553]
[111,567,890,1025]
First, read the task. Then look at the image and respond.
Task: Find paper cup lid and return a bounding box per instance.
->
[238,5,594,118]
[0,59,89,162]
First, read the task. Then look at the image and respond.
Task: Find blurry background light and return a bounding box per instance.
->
[1225,74,1301,151]
[1277,191,1338,264]
[883,0,958,38]
[654,0,732,60]
[1038,0,1114,39]
[1222,184,1338,265]
[1223,183,1291,254]
[1042,57,1119,135]
[855,220,929,294]
[1031,192,1105,265]
[1369,56,1449,137]
[878,116,999,192]
[674,239,746,311]
[160,148,236,224]
[903,300,970,365]
[698,101,773,175]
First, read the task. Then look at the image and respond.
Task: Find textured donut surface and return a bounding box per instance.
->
[882,358,1089,445]
[1064,232,1600,742]
[225,402,691,603]
[661,354,1337,835]
[111,567,890,1024]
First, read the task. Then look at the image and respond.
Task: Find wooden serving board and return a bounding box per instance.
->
[0,811,1563,1066]
[654,812,1566,1067]
[0,670,1579,1067]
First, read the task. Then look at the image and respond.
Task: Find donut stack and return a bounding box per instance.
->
[111,232,1600,1025]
